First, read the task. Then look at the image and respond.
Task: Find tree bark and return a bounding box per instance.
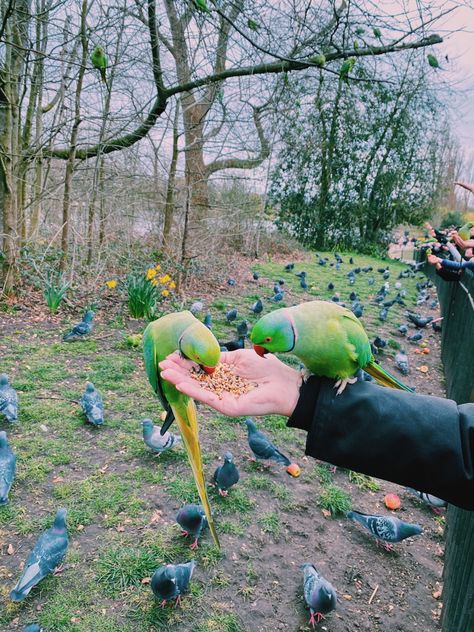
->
[162,100,180,252]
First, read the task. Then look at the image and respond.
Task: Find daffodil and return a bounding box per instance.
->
[169,281,176,290]
[155,264,161,271]
[146,268,157,280]
[158,274,171,284]
[161,289,170,297]
[151,278,158,287]
[105,280,117,289]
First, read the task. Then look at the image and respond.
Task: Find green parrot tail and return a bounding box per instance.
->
[364,360,414,393]
[172,399,220,549]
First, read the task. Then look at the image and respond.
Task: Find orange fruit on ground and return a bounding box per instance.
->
[384,493,401,510]
[286,463,301,477]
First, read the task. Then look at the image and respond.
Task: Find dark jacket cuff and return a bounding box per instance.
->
[287,375,321,432]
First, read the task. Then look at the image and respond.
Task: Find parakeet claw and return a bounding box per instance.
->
[218,489,228,497]
[334,377,357,395]
[160,599,168,608]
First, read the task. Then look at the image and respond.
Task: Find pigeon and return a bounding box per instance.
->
[407,332,423,343]
[347,510,422,550]
[63,310,94,341]
[379,308,388,322]
[220,335,245,351]
[295,271,306,278]
[335,262,341,271]
[284,263,295,271]
[406,488,447,511]
[0,431,16,505]
[203,314,212,330]
[151,560,196,607]
[300,279,308,290]
[10,508,69,602]
[273,284,281,294]
[362,266,371,273]
[226,308,238,322]
[395,349,409,376]
[227,277,236,286]
[331,294,340,303]
[318,258,326,266]
[351,302,364,318]
[398,324,408,335]
[429,299,438,310]
[367,277,375,286]
[373,336,387,349]
[0,374,18,423]
[406,313,433,329]
[348,276,355,286]
[213,451,240,496]
[377,267,386,274]
[349,257,354,264]
[80,382,104,426]
[383,270,390,280]
[142,419,180,456]
[327,282,334,291]
[271,291,284,302]
[250,299,263,314]
[245,418,290,466]
[302,563,337,627]
[349,291,358,302]
[278,279,285,286]
[252,272,259,280]
[432,321,442,332]
[353,267,361,274]
[236,321,249,337]
[176,504,208,549]
[23,625,42,632]
[190,301,204,315]
[383,298,397,308]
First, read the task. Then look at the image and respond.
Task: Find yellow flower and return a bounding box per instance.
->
[155,264,161,271]
[151,279,158,287]
[158,274,171,284]
[105,280,117,289]
[146,268,157,280]
[168,281,176,290]
[161,289,170,297]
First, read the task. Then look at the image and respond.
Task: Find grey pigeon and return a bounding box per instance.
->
[227,277,236,286]
[23,625,43,632]
[252,272,259,280]
[351,302,364,318]
[300,279,308,290]
[151,560,196,607]
[273,283,280,294]
[141,419,180,456]
[379,308,388,322]
[190,301,204,315]
[220,335,245,352]
[295,271,306,278]
[302,563,337,627]
[284,263,295,271]
[327,282,334,290]
[407,332,423,343]
[367,277,375,286]
[80,382,104,426]
[373,336,386,349]
[0,431,16,505]
[398,324,408,336]
[237,321,249,337]
[406,488,447,511]
[203,314,212,330]
[63,310,94,341]
[395,349,409,376]
[407,313,433,328]
[0,374,18,423]
[271,291,284,302]
[226,308,238,322]
[245,418,290,466]
[176,504,208,549]
[347,510,422,550]
[10,508,68,602]
[250,299,263,314]
[432,321,442,332]
[213,452,240,496]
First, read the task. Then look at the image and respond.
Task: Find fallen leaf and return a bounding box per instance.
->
[141,577,151,584]
[418,365,429,373]
[343,594,352,601]
[432,590,442,600]
[100,464,109,474]
[150,510,163,524]
[77,524,85,532]
[53,476,65,484]
[116,525,125,532]
[321,509,331,518]
[7,543,14,555]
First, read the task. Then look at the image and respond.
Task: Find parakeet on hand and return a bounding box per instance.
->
[90,45,108,87]
[143,311,220,547]
[250,301,414,395]
[458,222,474,240]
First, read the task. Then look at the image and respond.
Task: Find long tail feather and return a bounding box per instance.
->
[364,361,414,393]
[172,399,220,548]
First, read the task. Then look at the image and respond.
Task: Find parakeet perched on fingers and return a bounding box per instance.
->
[458,221,474,240]
[250,300,413,395]
[90,45,108,88]
[143,311,220,547]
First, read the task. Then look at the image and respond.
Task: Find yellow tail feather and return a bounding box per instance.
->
[364,361,414,393]
[172,399,220,548]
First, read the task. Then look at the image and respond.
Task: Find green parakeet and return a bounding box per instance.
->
[192,0,210,13]
[143,311,221,547]
[247,18,259,31]
[458,222,474,240]
[339,57,356,81]
[373,27,382,39]
[90,45,108,87]
[427,54,440,69]
[250,301,413,394]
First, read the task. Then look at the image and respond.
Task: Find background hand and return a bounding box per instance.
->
[159,349,302,417]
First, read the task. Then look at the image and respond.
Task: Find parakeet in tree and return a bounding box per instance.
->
[339,56,356,81]
[458,222,474,240]
[250,300,414,395]
[90,45,108,87]
[427,53,440,69]
[192,0,210,13]
[143,311,220,547]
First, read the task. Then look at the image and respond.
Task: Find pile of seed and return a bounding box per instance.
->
[191,364,257,399]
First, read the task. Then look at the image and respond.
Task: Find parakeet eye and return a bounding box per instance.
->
[265,336,272,343]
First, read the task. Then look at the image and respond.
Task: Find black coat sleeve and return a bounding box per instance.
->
[287,377,474,510]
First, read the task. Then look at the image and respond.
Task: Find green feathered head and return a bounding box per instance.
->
[179,321,220,373]
[250,309,296,356]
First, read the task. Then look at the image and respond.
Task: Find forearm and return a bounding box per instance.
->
[445,242,462,261]
[288,377,474,510]
[440,258,474,271]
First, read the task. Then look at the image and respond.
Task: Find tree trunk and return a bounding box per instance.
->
[161,100,180,252]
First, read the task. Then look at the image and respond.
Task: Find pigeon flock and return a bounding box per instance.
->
[1,253,444,630]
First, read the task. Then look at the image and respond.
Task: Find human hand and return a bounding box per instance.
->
[159,349,302,418]
[427,254,442,269]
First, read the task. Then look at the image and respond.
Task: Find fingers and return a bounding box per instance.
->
[159,352,197,372]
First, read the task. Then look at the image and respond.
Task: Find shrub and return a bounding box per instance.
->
[43,271,69,313]
[318,484,352,516]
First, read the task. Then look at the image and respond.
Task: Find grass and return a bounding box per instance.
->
[318,484,352,517]
[348,470,381,492]
[257,512,281,538]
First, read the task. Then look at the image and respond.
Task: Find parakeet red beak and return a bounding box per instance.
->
[201,365,216,374]
[253,344,268,357]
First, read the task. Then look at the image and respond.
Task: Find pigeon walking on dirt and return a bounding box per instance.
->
[0,431,16,505]
[398,324,408,336]
[250,299,263,314]
[141,419,180,456]
[213,452,240,496]
[176,504,208,550]
[346,510,422,550]
[406,488,447,512]
[407,332,423,343]
[151,560,196,607]
[0,374,18,423]
[395,350,409,376]
[10,508,69,602]
[284,263,295,271]
[80,382,104,426]
[245,418,291,466]
[23,625,43,632]
[407,313,433,329]
[63,310,94,341]
[226,308,238,322]
[302,563,337,627]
